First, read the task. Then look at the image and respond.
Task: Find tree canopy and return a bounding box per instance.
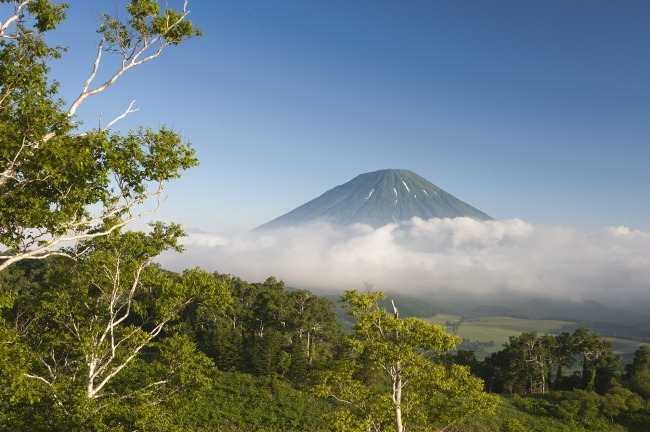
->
[315,287,497,432]
[0,0,200,272]
[0,225,230,430]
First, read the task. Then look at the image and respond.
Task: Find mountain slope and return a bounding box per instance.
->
[256,169,491,229]
[461,305,530,320]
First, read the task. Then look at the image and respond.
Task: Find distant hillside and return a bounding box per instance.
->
[455,299,650,343]
[560,321,650,343]
[256,169,492,230]
[516,298,650,329]
[455,299,650,330]
[378,292,445,318]
[461,304,530,320]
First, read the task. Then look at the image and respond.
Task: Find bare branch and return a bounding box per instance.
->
[0,181,167,272]
[67,9,190,118]
[89,316,176,398]
[19,251,76,261]
[24,372,53,387]
[82,38,104,95]
[100,100,139,132]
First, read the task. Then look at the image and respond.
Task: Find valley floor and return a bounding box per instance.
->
[426,314,649,358]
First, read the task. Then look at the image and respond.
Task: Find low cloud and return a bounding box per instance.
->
[157,218,650,306]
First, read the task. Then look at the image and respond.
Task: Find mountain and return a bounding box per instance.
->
[184,228,206,234]
[461,304,530,320]
[256,169,492,230]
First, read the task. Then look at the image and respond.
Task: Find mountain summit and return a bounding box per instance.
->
[255,169,492,230]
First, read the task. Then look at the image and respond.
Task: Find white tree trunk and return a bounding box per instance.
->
[306,331,311,362]
[394,372,403,432]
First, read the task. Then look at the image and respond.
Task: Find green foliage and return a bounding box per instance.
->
[503,418,527,432]
[625,345,650,376]
[98,0,202,49]
[314,287,497,431]
[474,327,620,395]
[167,371,336,431]
[23,0,68,32]
[446,394,627,432]
[6,256,650,430]
[629,369,650,409]
[0,0,200,270]
[601,384,643,422]
[0,226,229,430]
[441,337,650,431]
[314,359,392,431]
[183,274,340,383]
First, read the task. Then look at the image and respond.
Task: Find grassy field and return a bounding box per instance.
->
[603,337,649,355]
[427,314,575,352]
[427,314,649,356]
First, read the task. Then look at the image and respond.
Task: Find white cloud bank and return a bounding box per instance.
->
[157,218,650,305]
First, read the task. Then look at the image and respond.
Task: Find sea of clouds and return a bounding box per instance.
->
[157,218,650,307]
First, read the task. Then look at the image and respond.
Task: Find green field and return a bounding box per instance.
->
[603,337,650,355]
[427,314,576,352]
[427,314,649,356]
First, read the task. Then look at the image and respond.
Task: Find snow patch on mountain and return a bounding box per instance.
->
[254,169,492,230]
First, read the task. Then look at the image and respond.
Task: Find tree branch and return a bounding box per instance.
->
[67,9,189,118]
[0,181,167,272]
[24,372,53,387]
[100,99,139,132]
[0,0,35,38]
[82,38,104,94]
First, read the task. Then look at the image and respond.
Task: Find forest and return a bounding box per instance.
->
[2,253,650,431]
[2,1,650,431]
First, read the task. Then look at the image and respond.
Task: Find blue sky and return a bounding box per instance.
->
[47,0,650,234]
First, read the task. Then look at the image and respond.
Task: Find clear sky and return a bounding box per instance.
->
[47,0,650,234]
